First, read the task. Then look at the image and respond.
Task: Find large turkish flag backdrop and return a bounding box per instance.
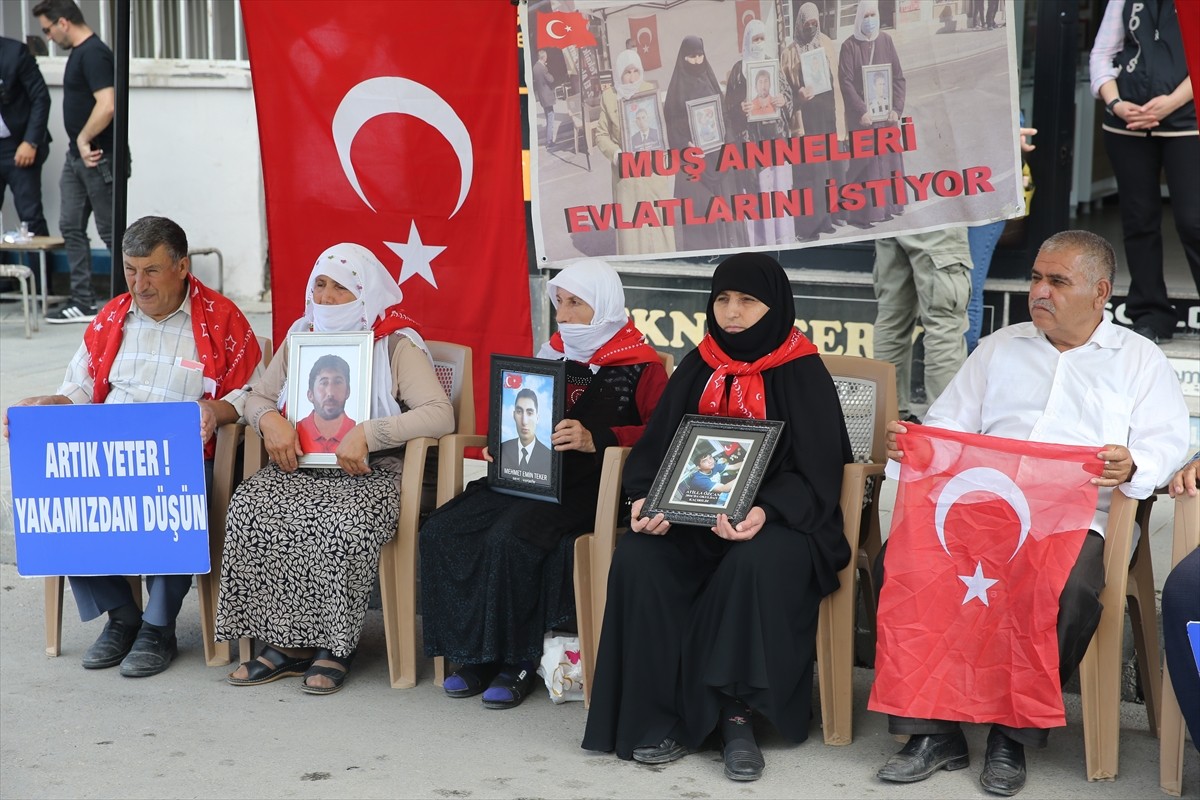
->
[242,1,531,431]
[868,425,1101,729]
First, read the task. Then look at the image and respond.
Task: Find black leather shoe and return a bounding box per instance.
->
[980,729,1026,796]
[723,741,765,782]
[877,731,969,783]
[1131,325,1172,343]
[81,618,140,669]
[118,626,178,677]
[631,737,688,765]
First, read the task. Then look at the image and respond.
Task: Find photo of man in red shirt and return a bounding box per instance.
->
[296,353,356,454]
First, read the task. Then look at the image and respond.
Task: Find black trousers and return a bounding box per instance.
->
[1103,131,1200,338]
[0,138,49,236]
[874,530,1106,749]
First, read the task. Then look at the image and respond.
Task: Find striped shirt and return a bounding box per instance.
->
[57,295,257,415]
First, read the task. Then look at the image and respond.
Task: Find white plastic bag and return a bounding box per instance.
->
[537,631,584,704]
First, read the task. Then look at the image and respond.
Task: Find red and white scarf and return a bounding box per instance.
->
[697,327,817,419]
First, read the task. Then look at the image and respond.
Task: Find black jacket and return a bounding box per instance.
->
[1109,0,1196,133]
[0,36,51,153]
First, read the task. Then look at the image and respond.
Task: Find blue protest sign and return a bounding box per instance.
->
[8,403,210,576]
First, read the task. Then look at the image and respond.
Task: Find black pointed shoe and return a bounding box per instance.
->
[877,731,969,783]
[631,737,688,765]
[81,618,140,669]
[980,729,1026,796]
[723,741,765,781]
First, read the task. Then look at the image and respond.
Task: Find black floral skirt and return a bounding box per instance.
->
[214,463,400,658]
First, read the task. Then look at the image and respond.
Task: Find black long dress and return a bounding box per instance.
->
[582,255,852,759]
[420,359,664,666]
[663,35,747,253]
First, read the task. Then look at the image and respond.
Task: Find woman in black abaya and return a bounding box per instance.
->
[581,253,851,783]
[663,35,747,252]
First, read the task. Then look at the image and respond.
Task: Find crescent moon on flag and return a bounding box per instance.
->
[332,76,474,217]
[743,11,757,25]
[636,27,653,45]
[546,19,567,39]
[934,467,1031,562]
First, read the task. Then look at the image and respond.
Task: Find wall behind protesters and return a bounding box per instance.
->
[0,58,267,308]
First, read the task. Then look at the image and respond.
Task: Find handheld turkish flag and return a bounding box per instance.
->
[627,15,662,71]
[242,1,530,432]
[868,426,1102,729]
[537,11,597,50]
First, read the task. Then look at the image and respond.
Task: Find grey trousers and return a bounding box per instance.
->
[874,530,1106,748]
[58,151,114,307]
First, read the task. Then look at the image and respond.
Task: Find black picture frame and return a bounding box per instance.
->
[487,354,567,503]
[641,414,784,526]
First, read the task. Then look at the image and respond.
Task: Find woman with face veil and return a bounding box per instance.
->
[216,243,455,695]
[663,35,747,252]
[838,0,906,228]
[594,49,676,256]
[581,253,852,782]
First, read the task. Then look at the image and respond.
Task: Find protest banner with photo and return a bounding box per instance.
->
[8,403,209,577]
[243,0,530,431]
[524,0,1023,264]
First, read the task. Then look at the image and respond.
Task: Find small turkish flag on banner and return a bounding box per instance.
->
[241,1,530,432]
[868,426,1102,729]
[627,15,662,71]
[537,11,597,51]
[735,0,762,48]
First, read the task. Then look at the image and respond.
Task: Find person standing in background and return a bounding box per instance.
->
[1089,0,1198,344]
[33,0,117,324]
[0,36,52,237]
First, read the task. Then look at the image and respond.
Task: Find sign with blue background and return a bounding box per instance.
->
[8,403,209,576]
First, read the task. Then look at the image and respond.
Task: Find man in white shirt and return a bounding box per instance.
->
[873,229,1189,797]
[3,215,263,679]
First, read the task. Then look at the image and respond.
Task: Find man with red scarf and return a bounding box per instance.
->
[3,215,262,679]
[872,230,1188,796]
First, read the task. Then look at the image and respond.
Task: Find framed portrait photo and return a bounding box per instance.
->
[800,48,833,96]
[863,63,893,122]
[285,331,373,468]
[487,355,566,503]
[685,94,725,154]
[744,59,781,122]
[641,414,784,527]
[620,90,666,153]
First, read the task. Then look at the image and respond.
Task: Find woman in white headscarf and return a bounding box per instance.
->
[420,259,667,710]
[838,0,907,228]
[723,18,794,246]
[216,242,454,695]
[594,49,676,255]
[781,2,846,240]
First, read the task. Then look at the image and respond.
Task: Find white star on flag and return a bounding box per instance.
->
[959,561,999,606]
[386,221,446,289]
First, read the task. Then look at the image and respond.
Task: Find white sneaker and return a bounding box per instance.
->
[45,302,98,324]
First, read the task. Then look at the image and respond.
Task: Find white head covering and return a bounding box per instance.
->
[282,242,429,419]
[853,0,881,42]
[535,259,628,371]
[742,18,770,75]
[615,49,645,100]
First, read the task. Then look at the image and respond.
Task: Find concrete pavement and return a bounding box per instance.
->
[0,301,1196,799]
